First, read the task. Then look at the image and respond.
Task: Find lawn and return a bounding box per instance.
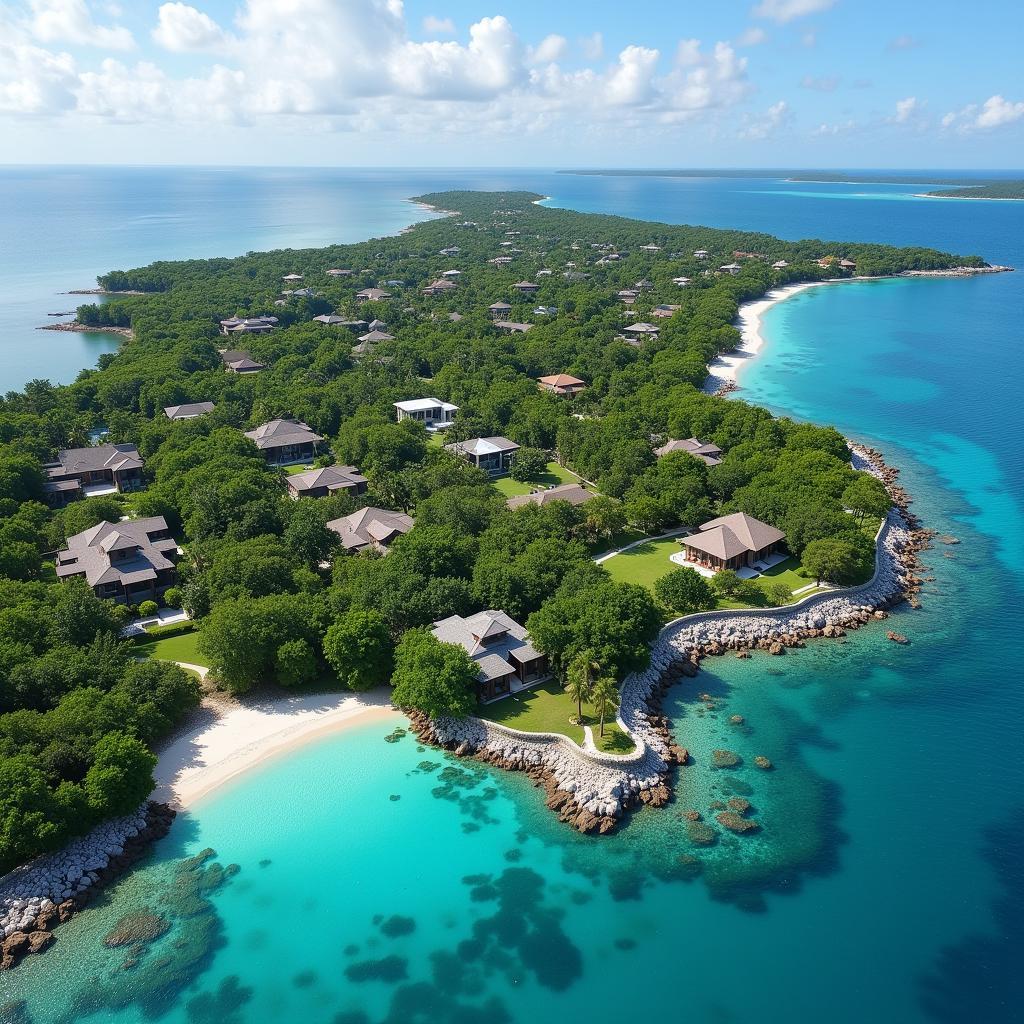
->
[754,556,812,596]
[479,679,635,754]
[135,628,208,667]
[601,537,681,591]
[491,461,591,498]
[283,463,315,475]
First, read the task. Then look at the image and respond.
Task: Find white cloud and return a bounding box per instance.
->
[580,31,603,60]
[943,94,1024,133]
[422,15,455,36]
[152,3,226,53]
[28,0,134,50]
[528,34,566,65]
[812,118,855,136]
[737,27,767,46]
[752,0,834,23]
[674,38,702,67]
[0,30,78,114]
[740,99,789,139]
[605,45,659,106]
[892,96,918,123]
[800,74,838,91]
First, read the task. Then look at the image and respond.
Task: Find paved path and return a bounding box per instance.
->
[594,526,691,565]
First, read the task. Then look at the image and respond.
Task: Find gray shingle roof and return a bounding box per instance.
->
[55,517,176,588]
[244,419,324,451]
[164,402,215,420]
[326,507,412,551]
[431,610,542,683]
[506,483,592,510]
[48,443,143,477]
[288,465,367,494]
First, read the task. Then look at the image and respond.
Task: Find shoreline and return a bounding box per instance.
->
[153,688,400,810]
[37,321,133,339]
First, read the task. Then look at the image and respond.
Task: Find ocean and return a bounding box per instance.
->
[1,168,1022,1024]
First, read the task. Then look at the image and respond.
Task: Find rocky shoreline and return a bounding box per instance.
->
[0,802,175,971]
[37,321,133,338]
[409,441,930,836]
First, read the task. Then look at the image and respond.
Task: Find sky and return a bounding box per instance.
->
[1,0,1022,168]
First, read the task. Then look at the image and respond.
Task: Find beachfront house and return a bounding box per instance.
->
[55,517,178,605]
[537,373,587,397]
[394,397,458,431]
[244,418,324,466]
[654,437,723,466]
[506,482,592,510]
[44,443,145,505]
[431,610,549,703]
[772,260,789,270]
[445,436,519,476]
[163,401,215,421]
[680,513,786,572]
[219,349,266,374]
[286,465,367,500]
[327,507,414,554]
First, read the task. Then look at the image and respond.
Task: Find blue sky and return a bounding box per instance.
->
[2,0,1022,167]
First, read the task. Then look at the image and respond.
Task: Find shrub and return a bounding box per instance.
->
[138,600,159,618]
[163,587,183,609]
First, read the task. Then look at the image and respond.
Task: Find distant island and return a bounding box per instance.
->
[560,169,1024,199]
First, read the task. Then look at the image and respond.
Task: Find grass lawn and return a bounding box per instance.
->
[491,461,590,498]
[601,537,681,591]
[283,463,315,475]
[754,556,812,596]
[479,679,635,754]
[135,628,208,667]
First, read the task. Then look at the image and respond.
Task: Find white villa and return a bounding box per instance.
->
[394,397,458,431]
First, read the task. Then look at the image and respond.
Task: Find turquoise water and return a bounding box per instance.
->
[2,170,1022,1022]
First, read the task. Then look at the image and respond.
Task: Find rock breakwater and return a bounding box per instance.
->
[0,801,174,970]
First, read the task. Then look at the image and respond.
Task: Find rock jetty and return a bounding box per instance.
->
[0,802,174,970]
[409,440,928,837]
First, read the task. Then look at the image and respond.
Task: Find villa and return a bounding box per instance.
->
[282,273,303,284]
[163,401,215,421]
[244,418,324,465]
[219,316,277,336]
[772,260,789,270]
[537,373,587,397]
[326,268,353,277]
[488,301,512,320]
[312,314,348,325]
[513,281,539,294]
[652,304,681,318]
[445,436,519,476]
[693,249,709,259]
[494,321,532,333]
[623,322,660,340]
[720,263,742,275]
[327,507,414,553]
[286,465,367,499]
[357,329,394,344]
[394,397,458,430]
[219,349,266,373]
[355,288,392,301]
[506,482,592,510]
[431,609,550,703]
[423,278,458,296]
[655,437,723,466]
[55,517,178,604]
[680,513,786,572]
[44,443,145,505]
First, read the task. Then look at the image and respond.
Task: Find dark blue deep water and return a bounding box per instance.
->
[1,168,1021,1024]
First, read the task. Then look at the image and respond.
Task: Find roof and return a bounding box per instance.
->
[356,288,392,300]
[654,437,723,465]
[506,483,592,510]
[327,507,414,551]
[357,330,394,343]
[513,281,538,288]
[313,314,347,324]
[219,349,265,371]
[164,402,215,420]
[55,517,176,588]
[445,436,520,458]
[431,609,542,682]
[624,322,659,334]
[493,321,532,333]
[683,513,785,559]
[244,418,324,451]
[488,301,512,310]
[394,397,458,414]
[538,374,585,388]
[48,443,143,478]
[288,465,367,493]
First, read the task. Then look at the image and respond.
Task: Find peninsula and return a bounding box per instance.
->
[0,190,990,965]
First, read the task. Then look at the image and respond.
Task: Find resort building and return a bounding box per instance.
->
[537,373,587,397]
[506,482,592,510]
[423,278,458,296]
[163,401,215,421]
[680,513,786,572]
[357,329,394,344]
[652,304,681,318]
[282,274,303,284]
[355,288,392,302]
[772,260,789,270]
[219,349,266,374]
[494,321,532,334]
[654,437,723,466]
[720,263,742,275]
[219,316,277,336]
[44,443,145,505]
[634,279,654,291]
[286,465,367,500]
[512,281,539,294]
[839,258,857,270]
[445,436,520,476]
[326,268,353,277]
[327,507,413,554]
[244,418,324,465]
[312,314,348,325]
[488,301,512,320]
[693,249,709,259]
[672,277,691,286]
[431,609,549,703]
[534,305,557,316]
[394,397,459,431]
[623,322,660,340]
[55,517,178,605]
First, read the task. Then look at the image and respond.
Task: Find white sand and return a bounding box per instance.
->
[704,280,839,391]
[153,688,400,809]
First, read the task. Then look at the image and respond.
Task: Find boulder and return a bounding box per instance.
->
[27,931,53,954]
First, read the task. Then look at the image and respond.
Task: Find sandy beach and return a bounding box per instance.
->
[153,688,400,809]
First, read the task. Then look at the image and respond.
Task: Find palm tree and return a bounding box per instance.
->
[590,677,620,737]
[565,651,599,723]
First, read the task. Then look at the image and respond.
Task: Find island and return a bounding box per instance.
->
[0,189,988,967]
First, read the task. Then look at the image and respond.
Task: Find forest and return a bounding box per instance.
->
[0,189,967,870]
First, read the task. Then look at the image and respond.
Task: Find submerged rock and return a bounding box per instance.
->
[103,911,171,948]
[712,749,741,768]
[754,756,773,770]
[716,812,759,834]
